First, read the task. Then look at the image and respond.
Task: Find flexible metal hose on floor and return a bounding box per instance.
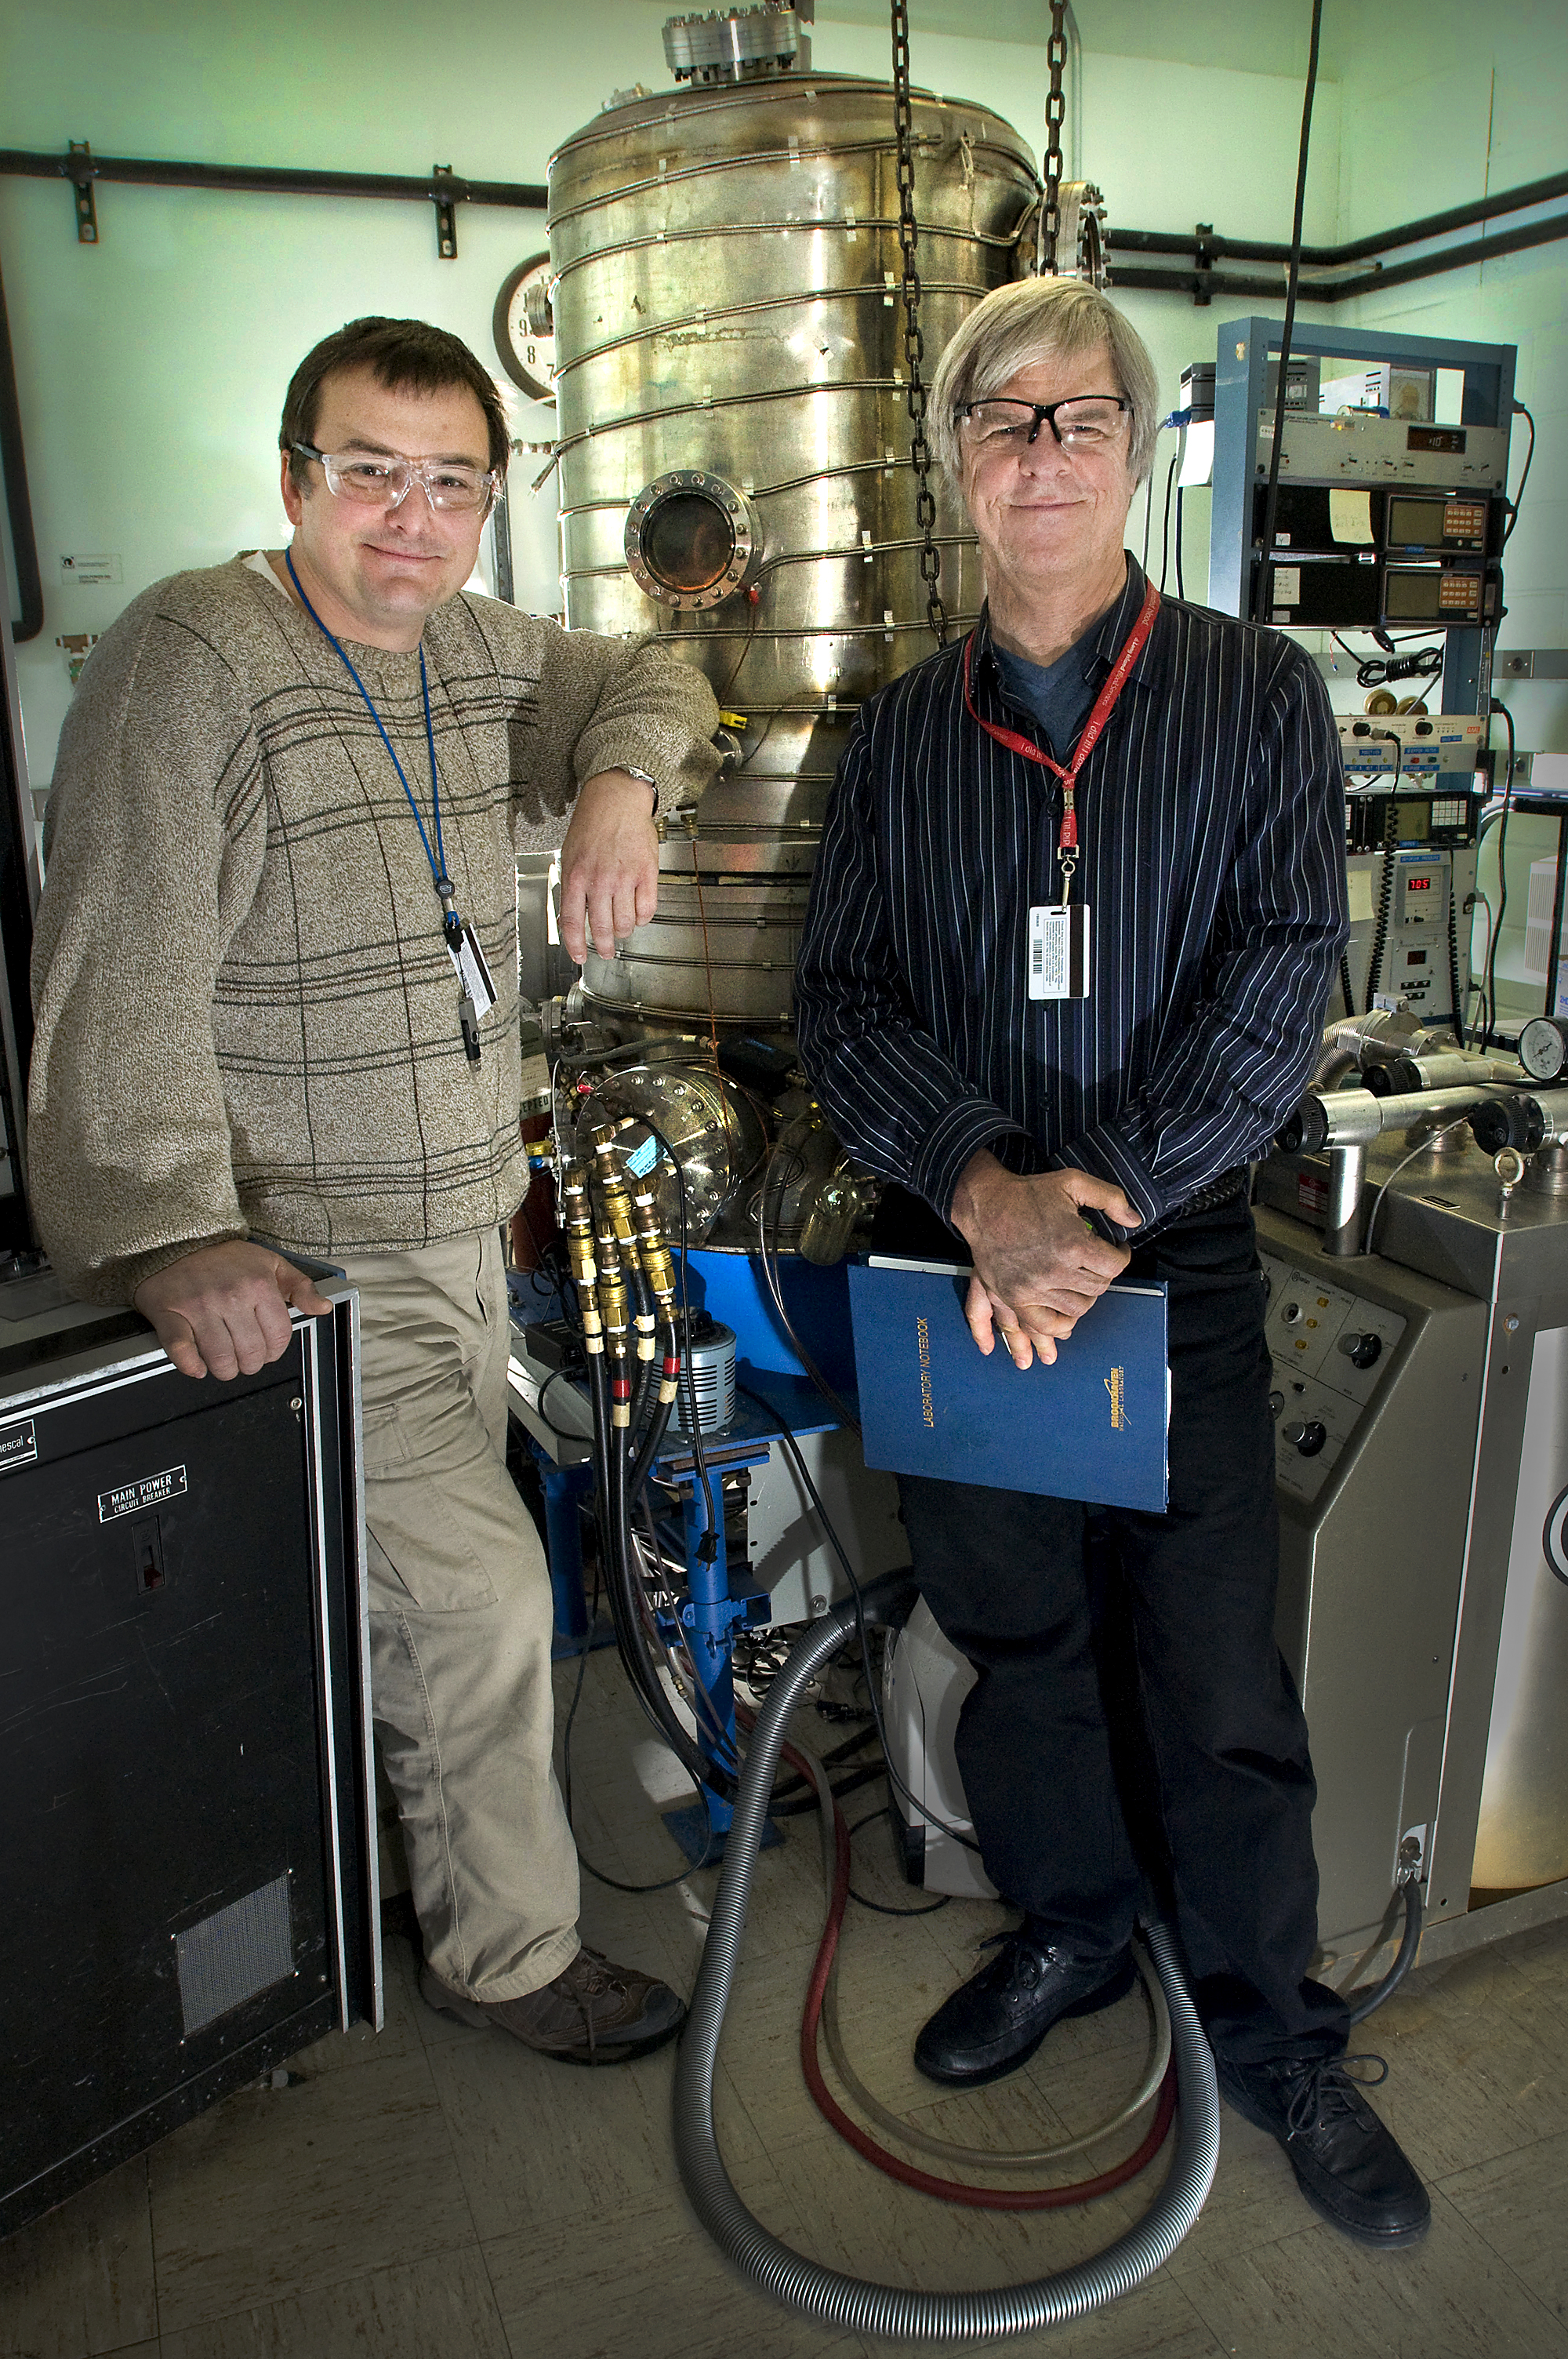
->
[672,1576,1222,2343]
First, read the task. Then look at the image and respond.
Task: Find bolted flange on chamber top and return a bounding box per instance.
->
[662,4,809,83]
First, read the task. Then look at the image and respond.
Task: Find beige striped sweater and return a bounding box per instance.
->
[28,557,720,1303]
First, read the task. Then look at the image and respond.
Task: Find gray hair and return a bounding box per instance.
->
[929,278,1161,489]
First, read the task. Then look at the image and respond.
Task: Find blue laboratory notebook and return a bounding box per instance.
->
[848,1259,1170,1512]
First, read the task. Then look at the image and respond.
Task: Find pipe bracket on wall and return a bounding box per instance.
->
[1193,222,1214,307]
[68,140,98,245]
[431,163,458,260]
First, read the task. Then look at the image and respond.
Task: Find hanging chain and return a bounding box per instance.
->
[1040,0,1069,275]
[891,0,947,645]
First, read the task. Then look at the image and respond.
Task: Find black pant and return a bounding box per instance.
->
[898,1194,1348,2067]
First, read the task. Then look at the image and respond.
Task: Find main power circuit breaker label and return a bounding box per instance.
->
[98,1464,188,1522]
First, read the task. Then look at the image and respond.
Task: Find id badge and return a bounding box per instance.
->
[1027,903,1091,1001]
[448,923,498,1017]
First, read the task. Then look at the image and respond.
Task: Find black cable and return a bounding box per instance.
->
[1252,0,1325,623]
[1446,878,1467,1048]
[1470,889,1495,1045]
[1345,1877,1424,2026]
[1503,400,1535,545]
[1338,954,1356,1019]
[1174,483,1186,602]
[758,1143,862,1434]
[846,1805,953,1917]
[627,1313,678,1497]
[1365,792,1399,1007]
[717,585,764,707]
[586,1285,739,1804]
[735,704,781,774]
[1483,700,1516,1049]
[1156,443,1179,595]
[624,1252,657,1450]
[536,1364,590,1445]
[1334,638,1443,690]
[560,1565,721,1891]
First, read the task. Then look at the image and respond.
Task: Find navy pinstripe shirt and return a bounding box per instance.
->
[793,556,1348,1234]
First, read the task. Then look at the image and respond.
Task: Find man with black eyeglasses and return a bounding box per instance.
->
[795,276,1429,2246]
[31,315,720,2066]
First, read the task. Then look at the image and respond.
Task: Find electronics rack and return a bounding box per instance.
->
[1207,318,1516,716]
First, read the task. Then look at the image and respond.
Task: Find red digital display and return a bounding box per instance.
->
[1406,876,1432,891]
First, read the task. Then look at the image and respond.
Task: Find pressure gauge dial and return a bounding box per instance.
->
[1519,1016,1568,1085]
[493,252,556,403]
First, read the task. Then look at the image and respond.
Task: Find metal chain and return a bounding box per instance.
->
[891,0,947,645]
[1040,0,1069,275]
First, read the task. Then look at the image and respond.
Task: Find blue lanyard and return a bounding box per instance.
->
[285,547,462,949]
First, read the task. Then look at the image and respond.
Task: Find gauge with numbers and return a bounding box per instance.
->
[492,252,556,403]
[1519,1016,1568,1083]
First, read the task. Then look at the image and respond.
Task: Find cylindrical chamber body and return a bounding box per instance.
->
[546,73,1038,1021]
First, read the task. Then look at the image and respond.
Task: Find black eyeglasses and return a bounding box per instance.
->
[956,395,1131,452]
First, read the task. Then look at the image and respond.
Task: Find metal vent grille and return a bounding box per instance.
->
[670,1327,737,1435]
[176,1874,294,2037]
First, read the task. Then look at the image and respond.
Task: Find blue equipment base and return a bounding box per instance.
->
[661,1800,782,1867]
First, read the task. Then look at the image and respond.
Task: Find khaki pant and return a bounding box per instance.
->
[342,1230,580,2001]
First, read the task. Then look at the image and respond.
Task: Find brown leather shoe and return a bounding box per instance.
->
[419,1947,686,2065]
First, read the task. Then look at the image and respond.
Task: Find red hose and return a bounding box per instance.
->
[779,1738,1177,2210]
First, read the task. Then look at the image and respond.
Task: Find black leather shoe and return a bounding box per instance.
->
[1216,2051,1430,2247]
[913,1932,1135,2088]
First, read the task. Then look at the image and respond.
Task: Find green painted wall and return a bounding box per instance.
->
[2,0,1562,801]
[1335,0,1568,756]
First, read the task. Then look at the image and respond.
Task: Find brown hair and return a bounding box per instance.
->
[279,316,510,485]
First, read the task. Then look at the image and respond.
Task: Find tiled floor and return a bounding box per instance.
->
[5,1642,1568,2359]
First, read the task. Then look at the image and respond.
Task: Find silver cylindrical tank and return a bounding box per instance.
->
[546,60,1038,1024]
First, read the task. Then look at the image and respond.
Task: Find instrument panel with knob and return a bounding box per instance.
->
[1259,1254,1406,1499]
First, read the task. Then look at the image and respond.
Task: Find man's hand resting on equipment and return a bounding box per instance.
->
[949,1150,1142,1370]
[558,769,661,966]
[134,1241,333,1381]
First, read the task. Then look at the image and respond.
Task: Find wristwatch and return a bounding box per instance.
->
[622,765,658,816]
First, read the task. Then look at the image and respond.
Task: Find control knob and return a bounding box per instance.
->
[1283,1419,1327,1457]
[1338,1330,1382,1369]
[1268,1390,1285,1419]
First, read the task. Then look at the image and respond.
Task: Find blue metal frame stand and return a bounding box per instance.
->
[654,1428,778,1863]
[512,1251,850,1865]
[528,1445,615,1662]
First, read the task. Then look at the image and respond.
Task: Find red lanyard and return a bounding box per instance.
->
[961,577,1160,894]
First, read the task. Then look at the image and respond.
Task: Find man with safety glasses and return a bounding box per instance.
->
[30,315,720,2066]
[796,276,1429,2246]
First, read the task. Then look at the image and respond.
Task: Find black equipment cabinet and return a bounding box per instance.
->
[0,1284,376,2237]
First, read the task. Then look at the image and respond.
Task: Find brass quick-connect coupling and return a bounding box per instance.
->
[596,1218,632,1426]
[590,1124,637,1236]
[560,1165,604,1350]
[630,1187,677,1306]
